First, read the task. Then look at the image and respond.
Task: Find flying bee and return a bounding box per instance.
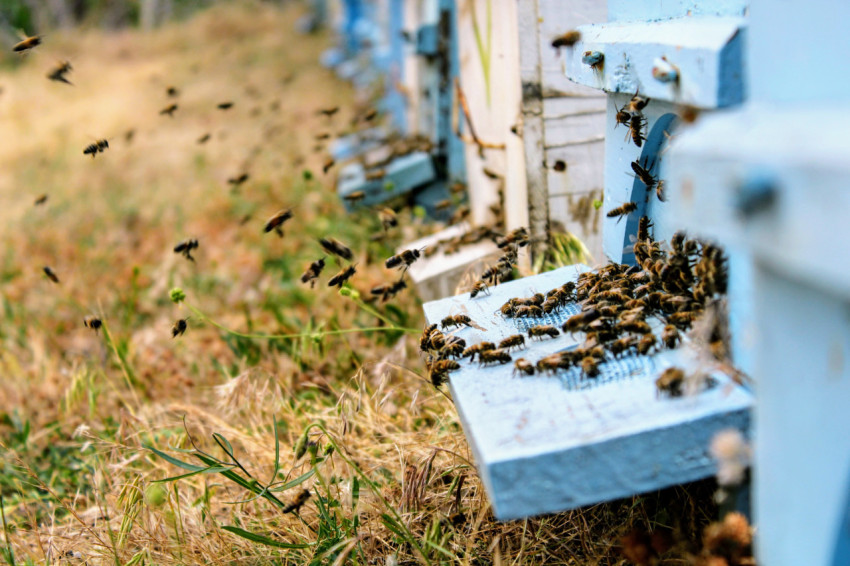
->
[470,280,489,298]
[43,266,60,283]
[319,238,353,262]
[34,194,48,205]
[365,168,386,181]
[12,33,41,53]
[166,86,179,97]
[551,30,581,49]
[580,356,600,378]
[282,489,311,514]
[441,314,471,330]
[551,160,567,172]
[628,114,646,147]
[343,191,366,205]
[172,317,189,338]
[314,132,331,141]
[607,202,638,223]
[322,157,335,174]
[435,199,452,212]
[300,258,325,288]
[479,349,512,365]
[83,315,102,334]
[83,139,109,158]
[316,106,339,117]
[327,265,356,288]
[656,367,685,397]
[497,227,529,249]
[47,61,73,85]
[655,180,666,202]
[499,334,526,351]
[482,167,502,180]
[197,133,211,144]
[528,325,560,340]
[513,358,535,377]
[217,101,234,110]
[385,248,421,270]
[174,238,199,261]
[228,173,249,187]
[461,342,495,361]
[378,208,398,231]
[263,208,293,237]
[160,103,178,117]
[361,108,379,122]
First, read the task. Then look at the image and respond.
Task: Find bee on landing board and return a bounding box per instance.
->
[441,314,472,330]
[282,489,311,513]
[498,334,526,351]
[43,266,60,284]
[172,317,189,338]
[47,61,73,85]
[174,238,199,262]
[300,258,325,288]
[656,367,685,397]
[263,209,293,237]
[513,358,535,377]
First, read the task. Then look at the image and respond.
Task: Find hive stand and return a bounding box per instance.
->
[666,0,850,562]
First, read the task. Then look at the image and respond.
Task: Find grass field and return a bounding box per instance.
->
[0,3,735,565]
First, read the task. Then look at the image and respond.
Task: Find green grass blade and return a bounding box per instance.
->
[221,526,312,549]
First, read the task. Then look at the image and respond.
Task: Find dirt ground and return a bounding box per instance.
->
[0,3,725,565]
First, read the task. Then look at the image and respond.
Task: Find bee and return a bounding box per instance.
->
[166,86,179,97]
[314,132,331,141]
[264,208,293,237]
[316,106,339,117]
[217,102,234,110]
[551,30,581,49]
[125,129,135,143]
[365,168,386,181]
[482,167,502,180]
[435,199,452,212]
[441,314,471,330]
[12,33,41,53]
[580,356,600,378]
[676,104,701,124]
[616,319,652,334]
[319,238,353,262]
[197,133,211,144]
[360,108,379,122]
[439,337,466,359]
[497,227,529,249]
[637,215,653,242]
[43,266,60,283]
[420,324,438,352]
[668,311,699,329]
[385,248,421,270]
[430,359,460,387]
[656,367,685,397]
[513,358,535,377]
[322,157,335,174]
[449,205,471,225]
[499,334,526,351]
[607,202,638,223]
[83,315,102,334]
[300,258,325,288]
[282,489,311,513]
[34,194,48,205]
[528,325,560,340]
[615,101,631,128]
[479,349,512,365]
[627,90,650,113]
[514,305,543,318]
[83,139,109,158]
[655,180,666,202]
[637,333,657,355]
[47,61,73,85]
[327,265,356,288]
[174,238,199,262]
[371,277,407,302]
[470,280,489,298]
[378,208,398,231]
[628,113,646,147]
[450,182,466,194]
[343,191,366,205]
[609,336,638,357]
[172,317,189,338]
[228,173,249,187]
[631,159,658,194]
[562,308,601,333]
[461,342,495,361]
[551,160,567,172]
[160,103,178,117]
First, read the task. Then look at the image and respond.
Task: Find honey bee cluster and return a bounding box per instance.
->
[426,217,728,394]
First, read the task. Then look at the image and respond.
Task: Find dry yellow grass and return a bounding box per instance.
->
[0,3,721,565]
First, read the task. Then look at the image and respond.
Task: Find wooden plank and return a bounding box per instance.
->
[423,265,753,520]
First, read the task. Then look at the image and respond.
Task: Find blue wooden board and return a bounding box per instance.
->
[423,265,753,520]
